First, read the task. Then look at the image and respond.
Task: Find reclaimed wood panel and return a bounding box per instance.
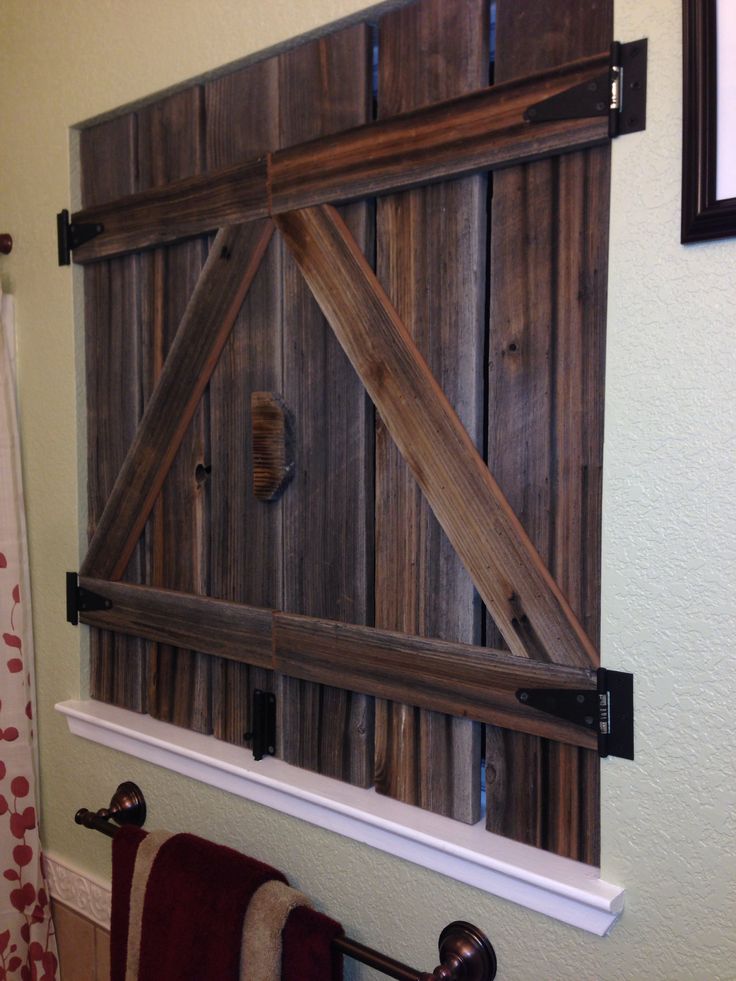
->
[277,26,375,786]
[72,158,268,262]
[80,113,147,712]
[70,52,610,264]
[136,89,212,731]
[80,221,273,582]
[205,56,282,749]
[485,0,610,861]
[374,0,486,822]
[275,204,599,670]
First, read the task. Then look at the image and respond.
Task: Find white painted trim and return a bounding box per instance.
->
[56,699,624,935]
[44,851,112,929]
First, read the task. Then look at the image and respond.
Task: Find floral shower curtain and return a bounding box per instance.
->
[0,290,58,980]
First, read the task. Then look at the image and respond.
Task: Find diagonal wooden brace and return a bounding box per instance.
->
[275,204,598,669]
[81,219,274,581]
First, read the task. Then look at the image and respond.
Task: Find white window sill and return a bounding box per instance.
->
[56,699,623,935]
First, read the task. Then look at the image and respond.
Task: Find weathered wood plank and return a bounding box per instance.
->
[374,0,487,823]
[80,112,147,712]
[275,204,599,670]
[76,577,597,749]
[136,88,211,731]
[270,51,608,212]
[70,53,610,264]
[205,56,282,749]
[272,613,596,748]
[484,0,610,861]
[79,578,273,667]
[277,26,374,786]
[80,219,274,582]
[72,158,268,262]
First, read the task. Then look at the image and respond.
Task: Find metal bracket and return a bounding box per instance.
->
[524,38,647,138]
[244,689,276,761]
[57,209,104,266]
[516,668,634,760]
[66,571,112,626]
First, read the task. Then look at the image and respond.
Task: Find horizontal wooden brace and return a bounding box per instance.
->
[79,578,597,749]
[272,613,597,749]
[79,577,273,666]
[73,157,269,262]
[70,52,609,263]
[269,51,609,212]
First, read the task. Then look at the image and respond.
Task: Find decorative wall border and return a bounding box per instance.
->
[44,852,111,930]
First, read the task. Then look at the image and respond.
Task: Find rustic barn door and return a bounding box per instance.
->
[73,0,631,862]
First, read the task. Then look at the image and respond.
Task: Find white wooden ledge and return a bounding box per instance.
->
[56,699,624,935]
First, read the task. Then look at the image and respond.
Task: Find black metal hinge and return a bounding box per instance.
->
[66,571,112,626]
[57,209,104,266]
[525,39,648,138]
[516,668,634,760]
[244,689,276,762]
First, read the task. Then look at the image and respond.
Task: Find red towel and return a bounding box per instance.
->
[111,828,286,980]
[110,827,343,980]
[282,904,343,981]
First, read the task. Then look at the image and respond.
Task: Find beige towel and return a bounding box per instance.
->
[124,830,175,981]
[241,880,313,981]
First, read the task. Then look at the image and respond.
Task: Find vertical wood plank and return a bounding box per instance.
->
[278,25,374,785]
[374,0,488,822]
[80,114,147,712]
[204,56,282,747]
[486,0,611,860]
[137,87,211,733]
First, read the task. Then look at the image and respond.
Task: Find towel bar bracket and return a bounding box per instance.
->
[75,781,146,837]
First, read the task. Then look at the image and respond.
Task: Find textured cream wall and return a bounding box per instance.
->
[0,1,734,978]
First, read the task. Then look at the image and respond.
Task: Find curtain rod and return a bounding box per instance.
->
[75,783,497,981]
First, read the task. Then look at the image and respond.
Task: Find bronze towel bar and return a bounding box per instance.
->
[0,234,12,254]
[75,783,497,981]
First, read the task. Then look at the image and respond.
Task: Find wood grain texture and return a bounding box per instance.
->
[135,89,212,731]
[277,26,375,786]
[484,0,611,861]
[373,0,487,822]
[205,56,282,748]
[70,53,609,265]
[80,219,273,583]
[79,578,272,667]
[272,614,596,748]
[72,157,268,262]
[80,112,147,712]
[77,576,596,749]
[275,204,599,670]
[270,52,608,212]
